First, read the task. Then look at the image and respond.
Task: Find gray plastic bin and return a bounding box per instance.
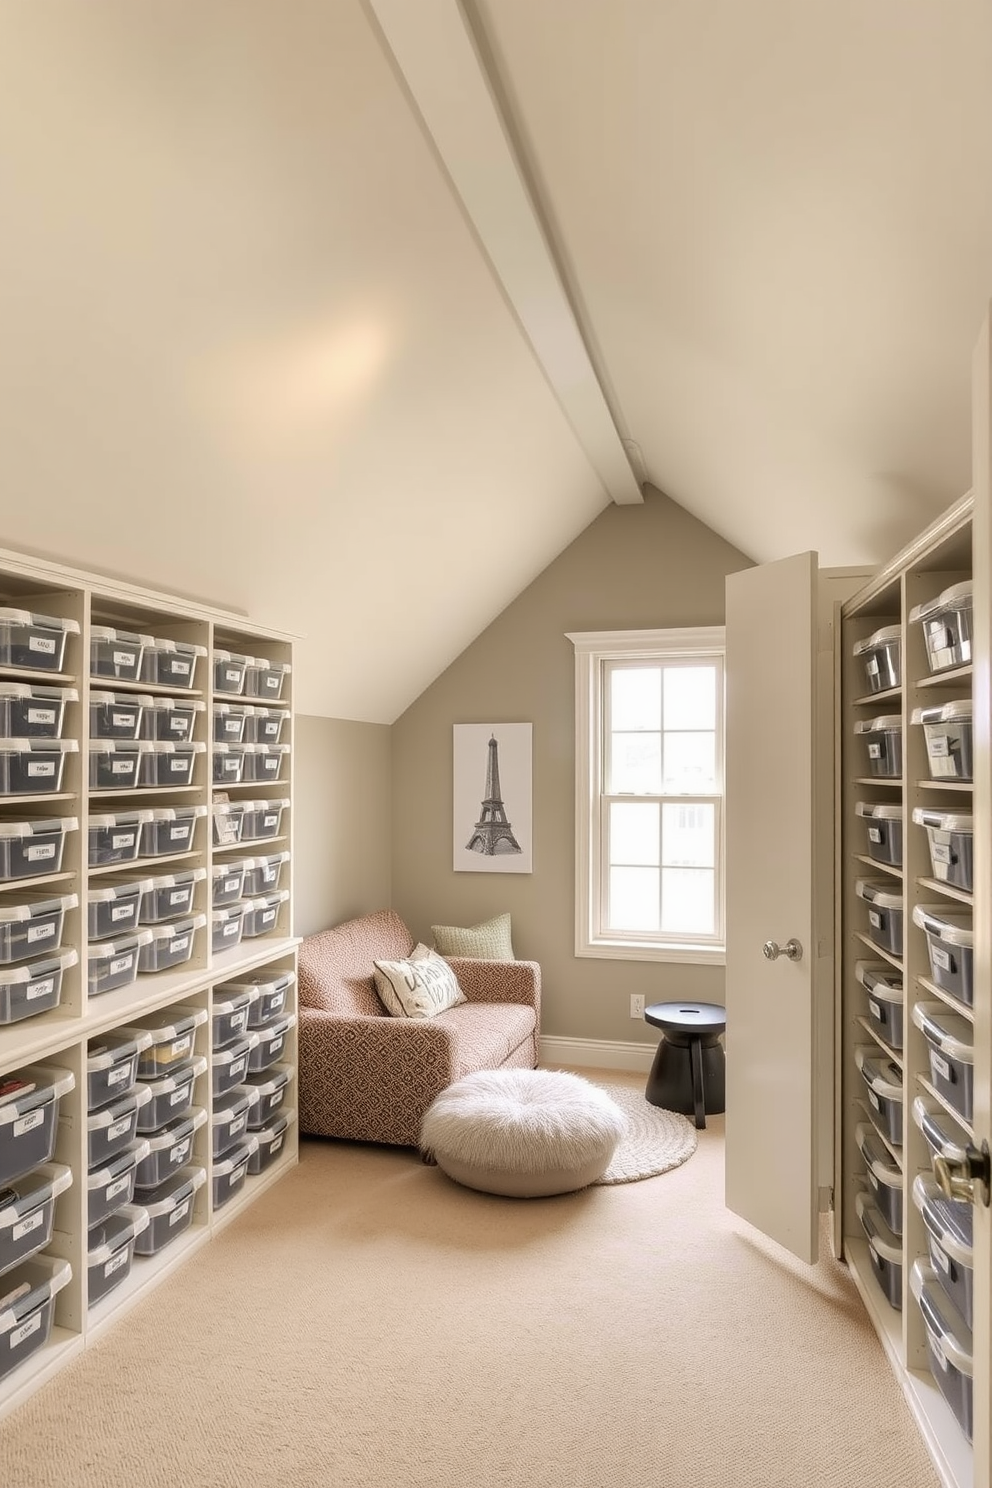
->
[212,743,245,786]
[136,1055,207,1132]
[0,894,75,967]
[855,1046,903,1147]
[0,818,76,882]
[211,861,246,909]
[86,1029,152,1111]
[0,948,76,1028]
[213,704,248,744]
[913,1175,974,1328]
[88,692,144,741]
[912,701,973,782]
[0,1163,72,1277]
[243,707,290,745]
[87,879,147,941]
[87,931,152,997]
[133,1107,207,1190]
[239,798,289,844]
[241,852,290,898]
[124,1006,209,1079]
[241,743,289,784]
[912,1003,974,1121]
[909,581,973,673]
[137,741,204,789]
[137,697,204,743]
[211,1088,258,1160]
[90,627,151,682]
[912,808,973,893]
[86,1085,151,1169]
[88,741,147,791]
[247,1012,296,1074]
[136,915,204,976]
[132,1166,205,1256]
[911,1262,973,1443]
[855,879,903,956]
[247,1110,295,1175]
[0,739,77,796]
[87,1206,148,1307]
[0,611,78,675]
[244,657,291,702]
[213,651,250,696]
[211,904,246,956]
[913,1095,969,1168]
[856,1190,902,1310]
[0,1255,71,1379]
[87,811,147,868]
[138,806,206,859]
[854,1124,902,1235]
[854,716,902,779]
[0,1066,75,1186]
[0,684,76,740]
[239,969,295,1029]
[212,986,258,1050]
[137,867,205,925]
[241,889,288,940]
[244,1065,294,1128]
[139,638,206,690]
[212,1135,258,1209]
[912,904,973,1008]
[855,961,904,1050]
[212,1034,258,1099]
[87,1140,148,1229]
[855,801,903,867]
[853,626,901,693]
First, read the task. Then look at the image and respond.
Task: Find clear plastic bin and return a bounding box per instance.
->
[87,879,147,941]
[125,1006,208,1079]
[211,861,246,909]
[0,817,77,882]
[855,1124,902,1235]
[912,905,973,1008]
[139,639,206,691]
[911,701,973,782]
[136,1055,207,1132]
[88,811,147,867]
[211,904,246,955]
[241,852,290,898]
[854,879,903,956]
[0,1065,75,1185]
[0,684,77,740]
[86,1085,152,1168]
[213,705,248,744]
[138,805,206,859]
[212,801,244,848]
[244,1064,294,1128]
[239,798,289,843]
[212,1033,259,1098]
[88,692,145,741]
[0,738,77,795]
[137,914,205,975]
[243,707,290,746]
[86,1030,153,1111]
[137,868,205,925]
[212,1135,258,1209]
[853,625,901,693]
[211,1087,258,1159]
[0,1163,72,1276]
[241,889,289,940]
[911,1261,973,1443]
[0,611,79,675]
[90,627,151,683]
[87,1140,148,1229]
[212,986,258,1049]
[137,740,205,789]
[137,697,204,743]
[244,658,291,702]
[234,969,295,1029]
[241,743,289,784]
[87,1206,148,1307]
[856,1191,902,1310]
[213,651,250,696]
[913,1174,973,1328]
[86,931,151,997]
[88,741,147,791]
[912,808,973,893]
[855,1045,903,1147]
[854,716,902,779]
[855,961,904,1050]
[133,1108,207,1190]
[909,582,973,673]
[854,802,902,867]
[212,744,246,786]
[248,1011,296,1074]
[132,1166,205,1256]
[0,949,76,1028]
[913,1095,969,1169]
[247,1109,295,1175]
[0,893,76,967]
[912,1002,974,1121]
[0,1255,72,1380]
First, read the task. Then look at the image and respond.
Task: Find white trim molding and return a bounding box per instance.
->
[540,1035,656,1074]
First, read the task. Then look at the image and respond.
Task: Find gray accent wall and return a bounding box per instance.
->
[391,486,753,1048]
[292,715,392,937]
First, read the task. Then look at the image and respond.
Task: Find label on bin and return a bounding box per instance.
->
[263,815,276,829]
[27,762,55,777]
[264,676,280,692]
[931,842,953,863]
[271,1135,284,1156]
[107,1117,131,1141]
[111,761,132,775]
[222,921,238,940]
[230,1114,246,1136]
[106,1176,130,1200]
[29,636,56,655]
[230,1011,248,1035]
[27,922,54,943]
[169,826,187,841]
[261,866,277,886]
[171,660,191,677]
[930,735,950,758]
[259,910,276,930]
[933,1244,951,1274]
[111,832,136,849]
[13,1109,45,1137]
[868,1090,880,1111]
[223,719,240,735]
[169,717,185,733]
[170,1036,191,1058]
[169,890,186,906]
[168,758,187,773]
[170,1087,188,1106]
[10,1312,42,1348]
[266,1035,285,1059]
[108,1064,130,1086]
[224,668,240,683]
[868,743,882,759]
[111,905,131,922]
[931,1054,951,1080]
[867,827,882,843]
[932,947,952,972]
[170,1138,191,1164]
[105,1249,129,1278]
[868,999,881,1020]
[27,708,55,725]
[110,955,133,975]
[270,1089,285,1111]
[868,911,882,929]
[221,877,238,895]
[25,844,55,861]
[12,1209,44,1242]
[113,650,136,667]
[228,1056,246,1079]
[26,977,54,1001]
[112,713,134,728]
[867,656,879,675]
[169,1199,190,1226]
[169,935,190,955]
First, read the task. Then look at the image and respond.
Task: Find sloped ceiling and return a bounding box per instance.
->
[0,1,990,721]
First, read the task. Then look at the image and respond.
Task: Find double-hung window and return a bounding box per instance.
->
[568,627,726,964]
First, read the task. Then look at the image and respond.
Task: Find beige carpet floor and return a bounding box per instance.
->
[0,1072,940,1488]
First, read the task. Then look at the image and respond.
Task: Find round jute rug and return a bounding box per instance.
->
[592,1084,698,1185]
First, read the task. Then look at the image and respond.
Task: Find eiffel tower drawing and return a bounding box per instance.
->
[466,734,522,856]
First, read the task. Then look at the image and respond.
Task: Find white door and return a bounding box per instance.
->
[724,552,821,1263]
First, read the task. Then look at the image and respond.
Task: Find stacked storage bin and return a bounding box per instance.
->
[84,1034,152,1307]
[0,1062,74,1378]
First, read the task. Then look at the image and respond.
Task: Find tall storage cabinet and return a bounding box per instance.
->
[0,546,298,1420]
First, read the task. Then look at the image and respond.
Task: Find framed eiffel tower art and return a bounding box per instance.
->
[453,722,533,872]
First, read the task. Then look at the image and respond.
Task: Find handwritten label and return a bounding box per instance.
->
[105,1249,129,1277]
[26,977,54,1002]
[169,1138,191,1165]
[11,1312,42,1347]
[12,1209,44,1242]
[29,636,56,655]
[25,843,55,861]
[13,1109,45,1137]
[27,762,55,777]
[26,708,56,725]
[931,1053,951,1081]
[27,922,54,943]
[169,1199,190,1226]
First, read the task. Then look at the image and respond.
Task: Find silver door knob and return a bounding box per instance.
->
[933,1141,991,1207]
[762,938,803,963]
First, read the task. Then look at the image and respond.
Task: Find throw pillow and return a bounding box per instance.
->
[431,912,514,961]
[373,948,467,1019]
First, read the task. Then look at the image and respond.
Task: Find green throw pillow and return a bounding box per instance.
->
[431,912,515,962]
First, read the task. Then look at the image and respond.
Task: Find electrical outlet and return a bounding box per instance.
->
[630,994,645,1020]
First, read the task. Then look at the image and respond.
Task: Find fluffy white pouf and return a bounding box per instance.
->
[420,1067,628,1197]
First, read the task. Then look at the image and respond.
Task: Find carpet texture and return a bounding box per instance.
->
[0,1072,940,1488]
[593,1083,697,1184]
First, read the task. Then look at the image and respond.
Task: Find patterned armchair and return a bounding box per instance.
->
[297,909,541,1147]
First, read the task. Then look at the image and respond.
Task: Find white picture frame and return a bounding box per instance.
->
[453,722,533,873]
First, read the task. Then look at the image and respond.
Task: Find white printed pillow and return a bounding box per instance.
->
[373,947,467,1019]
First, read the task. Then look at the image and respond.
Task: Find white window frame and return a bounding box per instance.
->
[567,626,726,966]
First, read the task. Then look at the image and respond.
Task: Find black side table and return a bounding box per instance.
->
[644,1001,726,1130]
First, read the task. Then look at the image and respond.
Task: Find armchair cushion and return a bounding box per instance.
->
[373,948,467,1019]
[431,912,514,961]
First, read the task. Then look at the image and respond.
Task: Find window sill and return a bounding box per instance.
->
[576,940,726,967]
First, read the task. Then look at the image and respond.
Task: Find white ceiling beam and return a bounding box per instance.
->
[366,0,643,505]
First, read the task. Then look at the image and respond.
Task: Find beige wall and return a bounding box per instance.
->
[391,486,752,1049]
[292,715,392,937]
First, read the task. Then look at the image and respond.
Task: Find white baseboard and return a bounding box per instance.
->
[539,1034,655,1074]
